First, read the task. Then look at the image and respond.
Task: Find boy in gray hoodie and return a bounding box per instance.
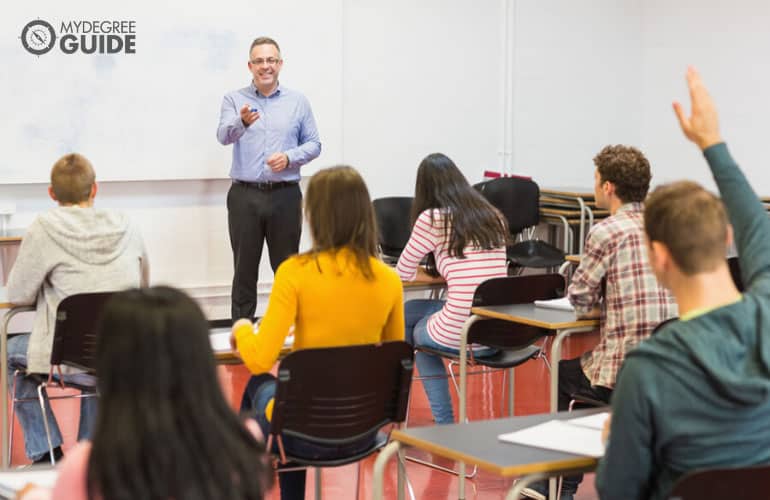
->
[597,68,770,499]
[6,153,148,464]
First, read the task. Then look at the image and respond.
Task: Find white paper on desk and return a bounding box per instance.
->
[498,419,605,457]
[0,469,57,496]
[567,411,610,431]
[208,331,295,353]
[534,297,574,312]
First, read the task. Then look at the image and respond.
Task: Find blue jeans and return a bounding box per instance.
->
[7,334,98,461]
[404,299,496,425]
[241,374,377,500]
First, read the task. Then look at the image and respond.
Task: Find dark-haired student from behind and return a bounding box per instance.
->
[597,68,770,500]
[33,287,271,500]
[397,153,509,425]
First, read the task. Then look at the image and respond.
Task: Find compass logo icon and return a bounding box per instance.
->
[21,19,56,55]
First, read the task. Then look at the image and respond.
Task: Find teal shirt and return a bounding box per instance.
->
[596,143,770,500]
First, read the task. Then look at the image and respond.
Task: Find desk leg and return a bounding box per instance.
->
[373,441,401,500]
[458,315,481,500]
[549,326,596,413]
[505,472,550,500]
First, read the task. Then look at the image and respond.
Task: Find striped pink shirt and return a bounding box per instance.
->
[396,209,507,350]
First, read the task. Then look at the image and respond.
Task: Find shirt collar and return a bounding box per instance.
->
[251,80,282,98]
[616,201,644,215]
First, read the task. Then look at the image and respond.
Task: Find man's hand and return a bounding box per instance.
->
[266,152,290,172]
[577,305,601,319]
[240,104,260,127]
[673,67,723,150]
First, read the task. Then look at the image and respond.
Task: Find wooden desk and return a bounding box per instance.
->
[0,229,24,244]
[0,230,23,286]
[461,304,598,415]
[540,188,596,254]
[372,408,604,500]
[0,288,9,309]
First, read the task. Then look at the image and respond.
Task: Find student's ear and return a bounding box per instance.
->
[90,182,98,200]
[725,223,734,249]
[47,186,58,202]
[648,240,673,285]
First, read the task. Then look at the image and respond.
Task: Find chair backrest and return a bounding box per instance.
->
[475,177,540,234]
[468,274,566,349]
[50,291,116,372]
[668,463,770,500]
[472,274,565,307]
[372,197,414,257]
[270,341,414,445]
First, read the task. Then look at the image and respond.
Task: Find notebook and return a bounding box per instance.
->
[533,297,574,312]
[498,412,609,457]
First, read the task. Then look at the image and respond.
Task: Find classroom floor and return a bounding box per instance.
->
[8,332,601,499]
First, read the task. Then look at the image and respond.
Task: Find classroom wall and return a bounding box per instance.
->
[3,0,769,312]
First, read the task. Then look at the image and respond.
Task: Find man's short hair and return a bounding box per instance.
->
[249,36,280,55]
[594,145,651,203]
[644,181,728,275]
[50,153,95,204]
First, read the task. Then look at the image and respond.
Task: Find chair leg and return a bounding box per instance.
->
[8,371,19,466]
[355,462,361,500]
[508,367,515,417]
[36,383,56,466]
[314,468,322,500]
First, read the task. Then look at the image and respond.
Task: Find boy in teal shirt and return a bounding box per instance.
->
[597,68,770,499]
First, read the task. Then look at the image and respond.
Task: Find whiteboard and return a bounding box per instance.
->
[0,0,342,183]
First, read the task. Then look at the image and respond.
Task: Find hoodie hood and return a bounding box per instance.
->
[630,295,770,408]
[37,206,134,265]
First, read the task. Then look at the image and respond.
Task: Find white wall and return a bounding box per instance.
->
[4,0,770,311]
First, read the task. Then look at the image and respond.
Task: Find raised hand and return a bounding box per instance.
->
[672,67,723,150]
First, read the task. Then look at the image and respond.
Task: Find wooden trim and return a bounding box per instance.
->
[470,307,599,329]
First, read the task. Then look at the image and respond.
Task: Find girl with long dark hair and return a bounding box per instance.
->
[397,153,509,424]
[46,286,271,500]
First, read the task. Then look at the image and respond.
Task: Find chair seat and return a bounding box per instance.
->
[507,240,565,268]
[416,345,540,369]
[276,430,389,468]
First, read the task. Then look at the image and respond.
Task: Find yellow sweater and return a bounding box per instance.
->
[234,248,405,375]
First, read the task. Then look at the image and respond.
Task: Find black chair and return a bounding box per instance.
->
[475,177,565,272]
[372,197,414,265]
[267,341,414,500]
[8,291,114,465]
[668,463,770,500]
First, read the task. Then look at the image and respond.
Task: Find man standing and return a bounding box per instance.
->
[7,153,148,464]
[217,36,321,322]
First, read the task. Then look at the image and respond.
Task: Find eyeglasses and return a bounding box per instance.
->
[250,57,281,66]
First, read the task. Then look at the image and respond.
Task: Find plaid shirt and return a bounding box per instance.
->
[568,202,677,388]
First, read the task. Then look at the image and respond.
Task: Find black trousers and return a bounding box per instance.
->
[227,182,302,322]
[557,357,612,494]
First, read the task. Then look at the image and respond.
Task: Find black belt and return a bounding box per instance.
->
[233,180,298,191]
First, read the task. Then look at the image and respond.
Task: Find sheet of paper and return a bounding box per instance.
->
[567,411,610,430]
[209,331,295,353]
[533,297,574,312]
[498,419,605,458]
[0,469,57,497]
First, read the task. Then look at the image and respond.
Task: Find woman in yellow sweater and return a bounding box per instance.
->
[231,165,404,500]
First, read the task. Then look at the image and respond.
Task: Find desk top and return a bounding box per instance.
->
[0,229,24,243]
[471,303,599,330]
[540,187,595,199]
[0,288,9,309]
[391,408,604,477]
[402,279,445,290]
[565,254,582,264]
